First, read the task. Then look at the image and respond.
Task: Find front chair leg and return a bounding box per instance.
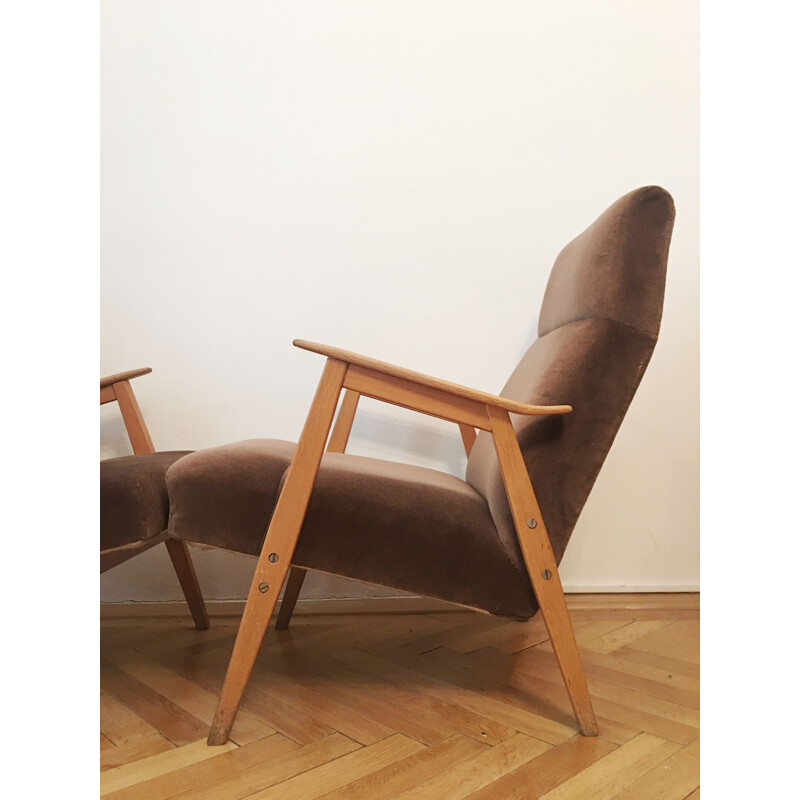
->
[207,359,347,745]
[487,405,598,736]
[165,539,210,630]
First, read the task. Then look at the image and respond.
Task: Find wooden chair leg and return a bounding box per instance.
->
[275,567,307,630]
[164,539,210,631]
[487,405,598,736]
[207,359,347,745]
[273,389,361,631]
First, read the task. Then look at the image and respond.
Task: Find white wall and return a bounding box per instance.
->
[101,0,699,602]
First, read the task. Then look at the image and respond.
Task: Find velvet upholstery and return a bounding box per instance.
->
[168,440,296,555]
[466,186,675,592]
[169,444,537,616]
[166,186,674,618]
[100,451,192,552]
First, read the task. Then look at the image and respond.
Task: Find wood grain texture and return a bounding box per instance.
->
[101,384,117,405]
[112,380,155,455]
[295,339,572,416]
[344,364,493,430]
[207,358,347,745]
[101,367,152,389]
[487,405,597,736]
[164,541,210,630]
[458,423,477,454]
[100,596,699,797]
[276,388,360,631]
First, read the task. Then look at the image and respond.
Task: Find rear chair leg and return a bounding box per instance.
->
[275,568,308,630]
[207,359,347,745]
[487,405,598,736]
[275,389,361,631]
[165,539,210,631]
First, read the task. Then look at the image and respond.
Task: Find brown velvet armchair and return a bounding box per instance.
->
[166,186,675,743]
[100,368,209,629]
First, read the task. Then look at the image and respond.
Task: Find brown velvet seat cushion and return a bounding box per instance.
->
[100,451,192,552]
[167,440,538,618]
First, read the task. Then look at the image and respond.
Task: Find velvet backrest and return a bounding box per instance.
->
[465,186,675,567]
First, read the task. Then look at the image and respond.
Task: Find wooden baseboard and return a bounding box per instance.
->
[100,591,699,620]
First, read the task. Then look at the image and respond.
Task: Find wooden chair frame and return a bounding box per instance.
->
[207,341,598,744]
[101,368,210,630]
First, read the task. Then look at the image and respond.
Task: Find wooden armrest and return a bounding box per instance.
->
[293,340,571,416]
[101,367,152,389]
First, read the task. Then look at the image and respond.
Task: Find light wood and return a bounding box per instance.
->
[100,738,237,796]
[458,423,477,454]
[487,405,598,736]
[535,733,681,800]
[274,567,308,631]
[207,358,348,745]
[317,734,488,800]
[101,384,117,405]
[344,363,493,430]
[101,735,299,800]
[101,367,152,389]
[327,389,360,453]
[275,389,362,631]
[250,734,424,800]
[295,339,572,416]
[164,540,210,630]
[100,598,700,797]
[391,732,551,800]
[112,380,156,455]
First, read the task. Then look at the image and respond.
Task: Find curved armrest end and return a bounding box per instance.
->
[293,339,571,416]
[100,367,153,389]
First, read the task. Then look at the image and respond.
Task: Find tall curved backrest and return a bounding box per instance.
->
[466,186,675,581]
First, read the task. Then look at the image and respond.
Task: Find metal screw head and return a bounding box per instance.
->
[268,553,279,563]
[258,582,269,593]
[541,569,552,580]
[527,518,538,529]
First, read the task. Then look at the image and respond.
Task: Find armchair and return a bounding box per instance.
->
[166,185,675,743]
[101,368,209,629]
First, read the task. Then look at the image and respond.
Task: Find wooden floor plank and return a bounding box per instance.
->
[539,641,700,701]
[391,732,551,800]
[536,733,682,800]
[246,734,424,800]
[581,620,673,654]
[100,691,163,746]
[612,647,700,678]
[102,734,300,800]
[100,738,237,796]
[328,645,518,745]
[517,647,701,729]
[624,621,701,665]
[317,735,488,800]
[105,648,275,745]
[380,645,577,744]
[140,646,337,745]
[609,737,700,800]
[464,734,618,800]
[99,596,700,798]
[448,646,640,746]
[168,733,360,800]
[101,735,175,772]
[101,660,209,746]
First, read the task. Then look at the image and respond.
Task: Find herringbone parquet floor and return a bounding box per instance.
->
[100,594,699,799]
